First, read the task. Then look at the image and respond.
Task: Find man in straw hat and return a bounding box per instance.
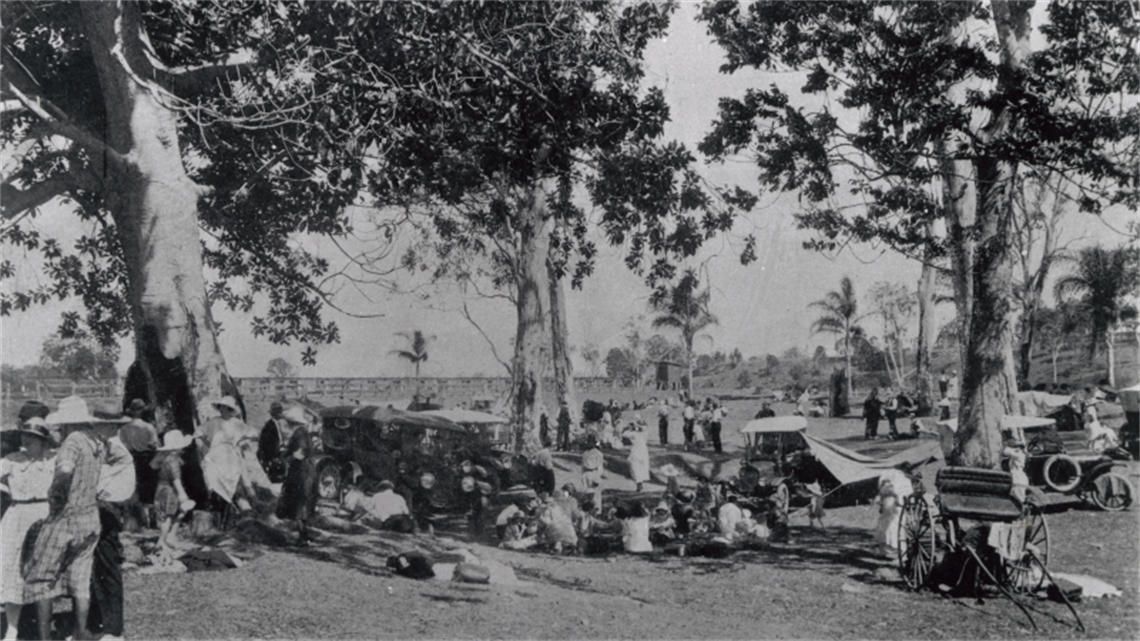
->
[25,397,127,641]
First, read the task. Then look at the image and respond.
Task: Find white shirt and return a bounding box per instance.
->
[346,488,409,522]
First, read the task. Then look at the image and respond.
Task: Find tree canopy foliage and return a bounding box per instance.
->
[699,0,1137,260]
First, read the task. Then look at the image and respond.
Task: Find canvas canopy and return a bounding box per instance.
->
[739,414,940,489]
[800,433,943,487]
[740,415,808,434]
[1016,391,1073,417]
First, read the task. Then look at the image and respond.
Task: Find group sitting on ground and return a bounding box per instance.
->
[490,473,782,559]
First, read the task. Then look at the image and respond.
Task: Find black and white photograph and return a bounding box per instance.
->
[0,1,1136,639]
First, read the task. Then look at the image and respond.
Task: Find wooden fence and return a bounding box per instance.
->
[3,376,618,404]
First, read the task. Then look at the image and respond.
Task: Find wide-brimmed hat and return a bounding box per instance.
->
[18,400,50,422]
[158,430,192,451]
[18,417,57,447]
[270,401,284,413]
[126,398,149,414]
[47,396,100,425]
[213,396,241,413]
[91,400,130,424]
[281,405,314,425]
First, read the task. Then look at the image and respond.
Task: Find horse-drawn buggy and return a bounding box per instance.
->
[898,466,1083,631]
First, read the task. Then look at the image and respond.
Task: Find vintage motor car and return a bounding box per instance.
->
[311,405,517,511]
[735,415,941,511]
[1004,415,1134,511]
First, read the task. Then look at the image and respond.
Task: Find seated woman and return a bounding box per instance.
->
[616,500,652,553]
[536,498,578,554]
[342,480,414,532]
[648,500,677,547]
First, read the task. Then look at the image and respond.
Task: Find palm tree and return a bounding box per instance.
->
[1053,246,1139,387]
[390,330,434,379]
[809,276,862,402]
[650,269,718,399]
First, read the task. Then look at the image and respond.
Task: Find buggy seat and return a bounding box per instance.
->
[936,467,1022,521]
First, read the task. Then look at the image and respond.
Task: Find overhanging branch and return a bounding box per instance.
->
[1,167,101,220]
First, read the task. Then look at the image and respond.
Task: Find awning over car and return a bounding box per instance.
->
[800,433,943,487]
[740,415,808,434]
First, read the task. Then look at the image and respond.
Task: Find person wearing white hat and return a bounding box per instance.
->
[1,417,57,640]
[198,395,268,514]
[26,397,126,641]
[152,431,195,561]
[275,407,324,546]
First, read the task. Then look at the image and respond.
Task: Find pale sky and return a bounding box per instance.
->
[1,3,1132,379]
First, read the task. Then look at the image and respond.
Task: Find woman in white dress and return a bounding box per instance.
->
[624,419,651,493]
[0,418,56,640]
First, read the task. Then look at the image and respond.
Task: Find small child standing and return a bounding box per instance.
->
[151,431,195,562]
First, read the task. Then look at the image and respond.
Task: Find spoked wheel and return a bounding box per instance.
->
[1004,503,1049,595]
[897,495,936,590]
[1088,472,1134,511]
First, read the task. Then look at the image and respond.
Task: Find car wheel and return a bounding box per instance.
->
[316,461,342,501]
[1042,454,1081,493]
[1089,472,1134,511]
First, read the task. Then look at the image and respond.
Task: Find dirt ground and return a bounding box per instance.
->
[6,395,1137,639]
[122,399,1136,640]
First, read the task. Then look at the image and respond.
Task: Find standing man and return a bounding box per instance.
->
[556,400,572,452]
[656,397,670,446]
[883,388,900,440]
[682,401,696,451]
[119,398,158,528]
[938,370,950,399]
[580,437,604,510]
[27,397,126,641]
[709,400,725,455]
[258,401,289,483]
[863,388,883,440]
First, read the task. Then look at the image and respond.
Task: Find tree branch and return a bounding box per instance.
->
[1,52,126,167]
[1,167,101,220]
[161,62,256,98]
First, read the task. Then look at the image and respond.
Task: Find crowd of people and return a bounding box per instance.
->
[491,476,775,558]
[0,394,328,640]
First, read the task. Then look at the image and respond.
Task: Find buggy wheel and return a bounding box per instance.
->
[1088,472,1134,511]
[316,461,342,501]
[1042,454,1081,493]
[897,495,936,590]
[1004,503,1049,595]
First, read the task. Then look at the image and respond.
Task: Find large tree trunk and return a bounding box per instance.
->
[83,2,237,435]
[915,253,938,412]
[547,261,579,428]
[950,0,1033,468]
[510,181,553,452]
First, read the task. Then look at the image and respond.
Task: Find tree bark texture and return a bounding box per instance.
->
[83,2,238,434]
[949,0,1034,468]
[915,254,938,411]
[510,181,553,452]
[547,261,579,429]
